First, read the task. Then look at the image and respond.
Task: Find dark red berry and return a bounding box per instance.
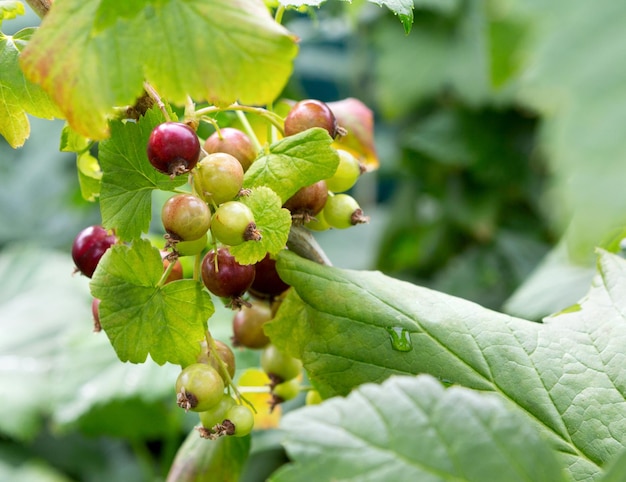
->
[203,128,257,172]
[72,225,117,278]
[201,248,255,307]
[284,99,338,138]
[147,122,200,176]
[249,254,289,299]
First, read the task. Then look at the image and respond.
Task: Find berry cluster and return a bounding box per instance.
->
[282,99,369,229]
[72,96,372,439]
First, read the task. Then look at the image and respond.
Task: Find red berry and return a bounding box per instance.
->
[72,225,117,278]
[249,254,289,299]
[283,180,328,224]
[284,99,338,138]
[147,122,200,176]
[201,248,255,306]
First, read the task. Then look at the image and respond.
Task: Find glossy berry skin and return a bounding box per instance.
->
[201,248,255,299]
[284,99,338,139]
[72,225,117,278]
[323,194,369,229]
[193,153,244,205]
[203,128,257,172]
[175,363,225,412]
[249,254,289,299]
[283,180,328,221]
[161,194,211,241]
[261,344,302,382]
[211,201,258,246]
[225,404,255,437]
[325,149,361,193]
[147,122,200,176]
[232,300,272,349]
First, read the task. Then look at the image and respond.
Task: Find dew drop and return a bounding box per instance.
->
[385,326,413,352]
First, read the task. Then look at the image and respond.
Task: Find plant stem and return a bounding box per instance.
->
[234,110,262,152]
[24,0,52,18]
[143,82,171,122]
[287,226,333,266]
[195,104,284,135]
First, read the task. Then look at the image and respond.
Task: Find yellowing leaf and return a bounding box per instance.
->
[20,0,298,139]
[237,368,281,430]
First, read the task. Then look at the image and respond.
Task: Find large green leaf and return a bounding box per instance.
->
[0,7,61,148]
[19,0,297,139]
[267,249,626,480]
[90,239,214,366]
[272,375,566,482]
[166,429,250,482]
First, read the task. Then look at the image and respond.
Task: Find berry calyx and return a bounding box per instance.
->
[201,248,256,308]
[147,122,200,177]
[203,128,257,172]
[161,194,211,242]
[198,394,237,432]
[284,99,339,139]
[224,404,254,437]
[283,180,328,225]
[261,344,302,384]
[231,300,272,349]
[72,225,117,278]
[193,152,244,205]
[175,363,225,412]
[211,201,261,246]
[322,194,369,229]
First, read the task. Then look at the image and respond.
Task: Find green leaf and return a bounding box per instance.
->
[243,128,339,204]
[367,0,414,34]
[273,375,566,482]
[267,249,626,479]
[0,1,24,22]
[98,107,186,241]
[19,0,297,139]
[601,449,626,482]
[230,187,292,265]
[166,429,250,482]
[0,26,61,148]
[76,151,102,202]
[90,239,214,366]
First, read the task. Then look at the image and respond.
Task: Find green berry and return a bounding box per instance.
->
[225,404,255,437]
[325,149,361,193]
[211,201,260,246]
[323,194,369,229]
[175,363,225,412]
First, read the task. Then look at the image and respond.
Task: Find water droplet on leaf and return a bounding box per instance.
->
[385,326,413,352]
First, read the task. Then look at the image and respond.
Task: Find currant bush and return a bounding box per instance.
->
[147,122,200,177]
[72,225,117,278]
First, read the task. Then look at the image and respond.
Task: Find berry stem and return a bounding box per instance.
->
[194,104,284,136]
[157,258,176,287]
[274,5,286,24]
[143,82,171,122]
[234,110,263,153]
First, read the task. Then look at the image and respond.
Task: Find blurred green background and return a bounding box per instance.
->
[3,0,626,480]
